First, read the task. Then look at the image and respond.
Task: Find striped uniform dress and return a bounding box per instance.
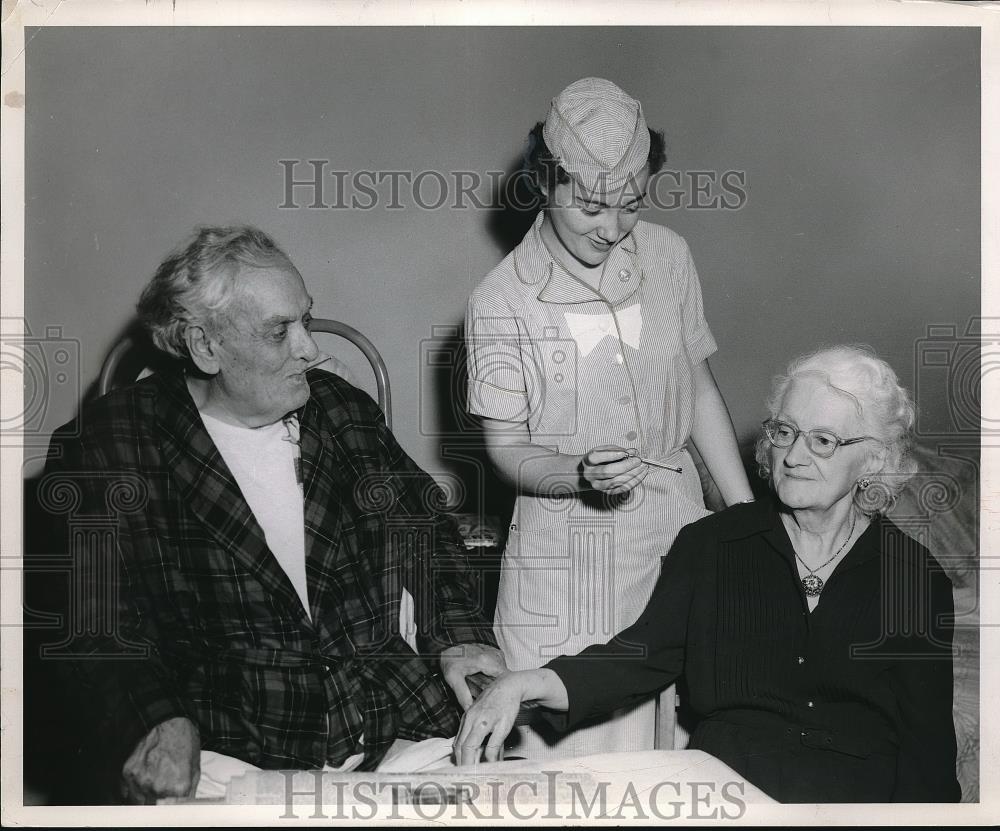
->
[466,213,715,758]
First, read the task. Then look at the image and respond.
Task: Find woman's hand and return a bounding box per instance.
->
[454,671,526,766]
[581,445,649,495]
[454,669,569,766]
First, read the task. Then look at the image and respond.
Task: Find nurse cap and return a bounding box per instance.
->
[542,77,651,194]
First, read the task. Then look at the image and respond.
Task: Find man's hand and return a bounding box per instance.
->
[440,643,507,710]
[120,716,200,804]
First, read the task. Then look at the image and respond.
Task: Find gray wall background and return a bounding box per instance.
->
[23,26,980,487]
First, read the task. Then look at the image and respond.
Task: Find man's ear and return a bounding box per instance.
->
[185,325,221,375]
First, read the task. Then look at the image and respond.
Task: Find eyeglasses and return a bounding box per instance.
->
[761,419,882,459]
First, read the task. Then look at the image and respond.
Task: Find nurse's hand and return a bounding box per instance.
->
[581,445,649,495]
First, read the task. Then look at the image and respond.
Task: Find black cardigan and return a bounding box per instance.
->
[546,500,960,803]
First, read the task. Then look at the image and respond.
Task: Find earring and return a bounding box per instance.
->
[857,476,872,491]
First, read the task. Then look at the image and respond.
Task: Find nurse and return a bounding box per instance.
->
[465,78,754,758]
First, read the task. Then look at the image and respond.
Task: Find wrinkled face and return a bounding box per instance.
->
[541,166,651,270]
[769,376,881,514]
[209,261,319,427]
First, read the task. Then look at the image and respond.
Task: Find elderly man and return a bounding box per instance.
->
[42,226,503,803]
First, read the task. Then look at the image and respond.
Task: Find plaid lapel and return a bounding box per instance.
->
[153,371,312,625]
[296,389,386,655]
[297,394,352,630]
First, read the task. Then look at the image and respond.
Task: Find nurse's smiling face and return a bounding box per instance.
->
[539,166,651,273]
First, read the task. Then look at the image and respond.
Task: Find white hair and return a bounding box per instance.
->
[137,226,291,359]
[755,344,917,515]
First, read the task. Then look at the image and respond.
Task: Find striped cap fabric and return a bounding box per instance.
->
[542,77,650,193]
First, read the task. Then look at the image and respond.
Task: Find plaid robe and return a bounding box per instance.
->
[41,368,496,778]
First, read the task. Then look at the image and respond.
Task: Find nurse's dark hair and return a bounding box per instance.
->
[524,121,667,195]
[137,225,292,359]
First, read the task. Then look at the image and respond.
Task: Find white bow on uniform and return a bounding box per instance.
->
[563,304,643,357]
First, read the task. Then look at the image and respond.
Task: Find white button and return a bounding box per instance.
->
[615,354,624,364]
[625,430,637,442]
[797,656,805,665]
[807,700,815,708]
[619,269,630,282]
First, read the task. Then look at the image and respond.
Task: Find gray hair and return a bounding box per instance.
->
[754,344,917,515]
[137,226,291,359]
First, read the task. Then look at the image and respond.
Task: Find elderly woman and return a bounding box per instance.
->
[456,345,960,803]
[465,77,753,759]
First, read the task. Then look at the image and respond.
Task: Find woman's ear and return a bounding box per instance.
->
[185,325,220,375]
[864,444,889,478]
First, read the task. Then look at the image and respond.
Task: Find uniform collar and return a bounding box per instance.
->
[513,211,644,306]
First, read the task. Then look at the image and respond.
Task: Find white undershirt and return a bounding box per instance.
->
[199,409,370,769]
[200,411,311,619]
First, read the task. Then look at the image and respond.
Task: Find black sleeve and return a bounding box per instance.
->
[544,522,702,729]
